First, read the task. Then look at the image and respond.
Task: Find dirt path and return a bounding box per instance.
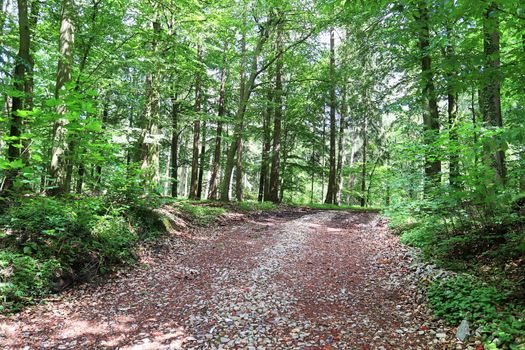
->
[0,210,450,349]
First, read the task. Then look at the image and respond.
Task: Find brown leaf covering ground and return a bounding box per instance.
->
[0,210,459,349]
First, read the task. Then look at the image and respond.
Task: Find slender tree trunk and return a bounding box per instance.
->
[444,27,459,189]
[336,83,347,205]
[519,32,525,192]
[197,120,206,199]
[325,28,337,204]
[321,119,326,203]
[94,102,108,188]
[21,0,39,167]
[220,18,271,201]
[417,0,441,190]
[360,114,367,207]
[3,0,31,194]
[135,20,161,188]
[189,49,202,199]
[48,0,75,196]
[235,137,243,201]
[170,97,180,197]
[267,23,284,203]
[482,2,506,183]
[221,27,247,201]
[258,80,273,202]
[208,46,227,200]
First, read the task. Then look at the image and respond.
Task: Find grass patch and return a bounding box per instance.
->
[296,203,382,212]
[232,201,278,212]
[177,202,227,226]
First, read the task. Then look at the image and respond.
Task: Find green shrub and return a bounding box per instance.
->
[90,215,138,266]
[0,251,61,311]
[428,275,508,324]
[0,194,164,313]
[428,275,524,348]
[178,203,226,226]
[235,201,277,212]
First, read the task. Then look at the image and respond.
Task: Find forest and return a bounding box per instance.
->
[0,0,524,349]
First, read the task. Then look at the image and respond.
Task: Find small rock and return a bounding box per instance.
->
[456,319,470,341]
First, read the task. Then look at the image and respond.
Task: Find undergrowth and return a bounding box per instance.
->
[297,202,382,212]
[177,202,227,226]
[387,198,525,349]
[0,192,164,313]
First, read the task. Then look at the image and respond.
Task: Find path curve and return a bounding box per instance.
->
[0,210,450,349]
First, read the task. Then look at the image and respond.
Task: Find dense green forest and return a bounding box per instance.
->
[1,0,524,348]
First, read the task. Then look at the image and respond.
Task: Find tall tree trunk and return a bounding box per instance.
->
[235,137,243,201]
[135,20,161,188]
[48,0,75,196]
[267,23,284,203]
[360,113,367,207]
[336,83,347,205]
[94,102,108,191]
[189,48,202,199]
[258,78,273,202]
[197,120,206,199]
[444,27,459,188]
[3,0,31,194]
[220,17,272,201]
[21,0,39,167]
[325,28,337,204]
[208,46,227,200]
[519,32,525,192]
[170,97,180,197]
[346,126,357,205]
[417,0,441,190]
[482,1,506,183]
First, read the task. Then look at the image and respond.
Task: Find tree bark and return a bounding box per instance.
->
[336,83,347,204]
[135,20,161,188]
[3,0,31,194]
[197,120,206,199]
[417,0,441,190]
[208,46,227,200]
[267,22,284,203]
[170,97,180,197]
[360,113,367,207]
[442,26,459,189]
[482,1,506,183]
[258,77,273,202]
[189,48,202,199]
[48,0,75,196]
[325,28,337,204]
[220,16,273,201]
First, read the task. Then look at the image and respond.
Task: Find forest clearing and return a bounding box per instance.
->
[1,0,524,349]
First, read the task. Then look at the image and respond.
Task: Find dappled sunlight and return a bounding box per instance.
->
[58,319,108,338]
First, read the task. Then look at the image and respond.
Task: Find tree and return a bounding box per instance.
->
[416,0,441,189]
[481,1,506,183]
[324,28,337,204]
[48,0,75,196]
[3,0,32,194]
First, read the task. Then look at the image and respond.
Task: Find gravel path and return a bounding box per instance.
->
[0,210,457,349]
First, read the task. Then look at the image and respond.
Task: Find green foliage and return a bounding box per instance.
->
[0,193,164,313]
[0,251,61,312]
[234,201,278,212]
[428,275,509,324]
[428,275,524,349]
[178,203,226,226]
[300,203,382,212]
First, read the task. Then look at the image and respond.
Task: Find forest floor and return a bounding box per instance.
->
[0,209,464,350]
